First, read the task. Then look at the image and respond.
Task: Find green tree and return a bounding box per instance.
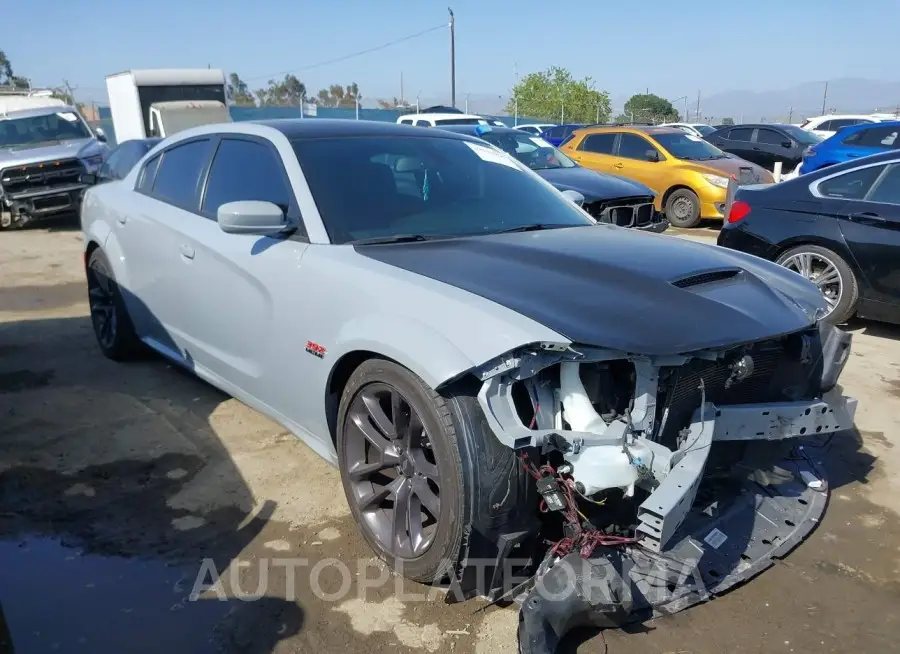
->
[721,117,735,125]
[49,87,85,112]
[505,66,610,124]
[227,73,256,106]
[0,49,30,88]
[622,93,679,123]
[255,74,307,107]
[316,83,362,108]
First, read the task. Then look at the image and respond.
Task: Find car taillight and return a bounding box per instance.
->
[728,200,751,223]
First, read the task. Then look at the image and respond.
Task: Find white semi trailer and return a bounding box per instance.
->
[105,68,232,142]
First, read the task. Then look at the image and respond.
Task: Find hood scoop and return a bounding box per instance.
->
[671,269,741,289]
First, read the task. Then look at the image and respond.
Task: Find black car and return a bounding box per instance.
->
[718,149,900,325]
[82,138,162,185]
[705,123,822,172]
[439,124,667,231]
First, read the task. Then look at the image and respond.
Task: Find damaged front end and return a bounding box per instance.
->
[470,322,856,653]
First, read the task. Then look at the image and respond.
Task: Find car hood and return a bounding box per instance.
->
[535,167,655,201]
[356,226,825,355]
[687,156,771,182]
[0,137,105,167]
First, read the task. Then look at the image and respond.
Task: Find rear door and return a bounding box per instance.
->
[821,161,900,308]
[722,126,755,162]
[172,135,309,405]
[566,132,617,172]
[842,125,900,161]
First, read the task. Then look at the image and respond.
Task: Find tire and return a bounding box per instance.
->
[336,359,536,583]
[775,244,859,324]
[664,188,701,228]
[86,248,142,361]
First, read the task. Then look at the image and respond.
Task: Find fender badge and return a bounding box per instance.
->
[305,341,326,359]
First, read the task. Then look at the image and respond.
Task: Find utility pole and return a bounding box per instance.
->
[788,106,793,123]
[400,71,404,104]
[465,93,470,114]
[448,7,456,108]
[695,89,701,123]
[62,79,76,105]
[821,81,828,115]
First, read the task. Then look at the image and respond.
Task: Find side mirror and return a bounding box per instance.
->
[781,140,793,148]
[560,189,585,206]
[217,200,289,235]
[95,128,108,143]
[645,149,660,162]
[80,173,97,185]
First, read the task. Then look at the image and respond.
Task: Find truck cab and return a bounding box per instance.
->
[106,68,232,143]
[0,89,109,229]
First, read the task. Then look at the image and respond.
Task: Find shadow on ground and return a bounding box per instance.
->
[0,312,304,653]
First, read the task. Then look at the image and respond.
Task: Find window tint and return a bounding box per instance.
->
[856,126,900,148]
[829,119,858,130]
[544,126,564,139]
[816,120,833,132]
[97,149,122,180]
[415,120,431,127]
[580,133,615,154]
[818,165,885,200]
[728,127,754,141]
[617,133,656,160]
[202,139,293,216]
[756,129,787,145]
[868,165,900,204]
[151,139,210,208]
[109,141,155,180]
[137,154,161,192]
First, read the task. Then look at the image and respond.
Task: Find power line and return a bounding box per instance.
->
[244,23,446,82]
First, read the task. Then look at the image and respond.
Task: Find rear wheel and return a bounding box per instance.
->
[86,248,142,360]
[336,359,536,583]
[665,188,701,228]
[776,244,858,324]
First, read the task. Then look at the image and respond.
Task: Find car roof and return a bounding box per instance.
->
[793,149,900,180]
[437,125,523,136]
[255,118,478,140]
[396,112,484,121]
[575,124,683,136]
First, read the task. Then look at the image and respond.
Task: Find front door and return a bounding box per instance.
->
[611,133,664,190]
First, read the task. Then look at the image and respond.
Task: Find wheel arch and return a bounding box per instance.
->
[661,183,697,209]
[770,233,862,278]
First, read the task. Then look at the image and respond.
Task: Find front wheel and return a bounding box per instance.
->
[664,188,701,228]
[336,359,536,583]
[776,244,859,324]
[86,248,142,360]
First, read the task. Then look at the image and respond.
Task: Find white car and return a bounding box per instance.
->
[798,115,881,140]
[658,122,717,138]
[396,112,490,127]
[515,123,556,136]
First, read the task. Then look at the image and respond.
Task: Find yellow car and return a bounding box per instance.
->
[560,125,774,228]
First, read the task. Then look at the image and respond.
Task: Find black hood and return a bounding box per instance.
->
[535,167,654,202]
[356,226,823,355]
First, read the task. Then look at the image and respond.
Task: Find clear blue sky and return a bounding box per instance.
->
[4,0,898,107]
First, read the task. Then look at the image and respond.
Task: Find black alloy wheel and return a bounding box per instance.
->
[85,248,141,360]
[343,383,442,559]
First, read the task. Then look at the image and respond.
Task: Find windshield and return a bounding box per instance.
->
[478,130,577,171]
[0,110,91,148]
[292,135,593,244]
[781,124,822,145]
[692,124,715,136]
[652,132,726,160]
[155,106,231,136]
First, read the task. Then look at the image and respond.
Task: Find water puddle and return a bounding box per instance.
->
[0,537,229,653]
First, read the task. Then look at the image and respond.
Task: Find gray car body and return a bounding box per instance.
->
[0,105,108,170]
[79,120,829,466]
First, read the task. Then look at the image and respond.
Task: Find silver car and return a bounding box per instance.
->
[80,119,856,626]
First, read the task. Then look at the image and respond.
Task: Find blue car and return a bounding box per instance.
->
[437,124,668,232]
[800,121,900,173]
[539,123,586,146]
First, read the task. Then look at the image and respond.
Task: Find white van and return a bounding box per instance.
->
[396,112,493,127]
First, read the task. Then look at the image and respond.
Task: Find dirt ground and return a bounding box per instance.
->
[1,220,899,654]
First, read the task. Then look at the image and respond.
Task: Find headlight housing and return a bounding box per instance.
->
[701,173,730,189]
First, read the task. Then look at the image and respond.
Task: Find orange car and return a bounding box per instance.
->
[560,125,773,227]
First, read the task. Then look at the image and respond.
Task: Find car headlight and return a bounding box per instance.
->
[701,173,730,189]
[82,155,104,169]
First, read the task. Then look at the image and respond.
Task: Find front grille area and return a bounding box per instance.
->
[655,329,821,446]
[737,166,761,185]
[0,158,84,196]
[587,196,657,228]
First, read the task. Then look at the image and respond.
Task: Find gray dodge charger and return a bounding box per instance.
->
[80,119,857,651]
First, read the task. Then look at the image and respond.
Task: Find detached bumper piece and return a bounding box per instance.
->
[518,445,829,654]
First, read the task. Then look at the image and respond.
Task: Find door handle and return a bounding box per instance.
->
[850,211,886,224]
[613,163,624,169]
[752,147,762,151]
[846,153,860,158]
[180,244,195,260]
[116,214,127,225]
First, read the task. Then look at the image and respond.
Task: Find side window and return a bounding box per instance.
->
[414,120,431,127]
[816,120,833,132]
[817,165,885,200]
[756,129,787,145]
[111,143,148,180]
[97,148,123,180]
[856,126,900,148]
[137,154,161,192]
[617,133,657,160]
[729,127,754,142]
[868,164,900,204]
[151,139,211,209]
[580,133,616,154]
[544,126,562,140]
[399,119,413,125]
[202,138,294,218]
